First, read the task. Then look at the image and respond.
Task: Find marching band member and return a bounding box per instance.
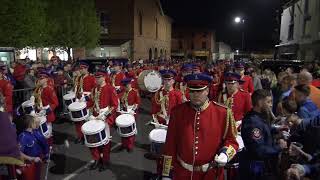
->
[110,61,126,90]
[151,70,182,126]
[86,70,118,171]
[74,62,96,144]
[234,62,254,94]
[118,78,141,152]
[0,65,13,113]
[175,64,193,103]
[161,73,238,180]
[33,72,59,146]
[219,72,252,130]
[18,115,49,180]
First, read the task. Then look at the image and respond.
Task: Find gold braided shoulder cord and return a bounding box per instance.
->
[121,88,132,107]
[223,108,237,139]
[33,87,43,108]
[94,87,102,112]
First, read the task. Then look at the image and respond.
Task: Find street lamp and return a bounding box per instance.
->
[234,17,245,51]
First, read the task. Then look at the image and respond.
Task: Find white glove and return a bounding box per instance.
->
[30,96,35,104]
[97,113,106,121]
[214,153,228,167]
[162,178,172,180]
[236,121,242,129]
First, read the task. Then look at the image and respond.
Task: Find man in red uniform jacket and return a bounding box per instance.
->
[13,59,27,88]
[117,78,141,152]
[0,65,13,113]
[86,70,119,171]
[175,64,193,103]
[234,62,254,94]
[162,73,238,180]
[219,72,252,129]
[34,71,59,145]
[110,61,126,89]
[152,70,182,125]
[74,62,96,144]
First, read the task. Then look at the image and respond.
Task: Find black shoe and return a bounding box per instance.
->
[126,148,133,153]
[74,138,83,144]
[89,160,99,170]
[98,162,109,172]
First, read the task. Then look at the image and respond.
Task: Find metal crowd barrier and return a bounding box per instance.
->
[12,85,73,118]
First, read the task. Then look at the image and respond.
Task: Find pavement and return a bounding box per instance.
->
[46,97,159,180]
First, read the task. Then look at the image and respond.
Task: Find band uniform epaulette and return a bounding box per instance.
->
[212,101,228,109]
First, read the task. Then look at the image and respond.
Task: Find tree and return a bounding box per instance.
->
[0,0,48,48]
[46,0,101,60]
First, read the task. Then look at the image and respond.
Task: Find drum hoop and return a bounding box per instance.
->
[84,137,110,148]
[81,120,105,134]
[149,129,167,143]
[116,118,135,127]
[117,128,137,138]
[63,93,75,100]
[68,102,86,111]
[22,100,34,107]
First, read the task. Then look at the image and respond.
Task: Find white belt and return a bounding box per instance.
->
[177,156,213,172]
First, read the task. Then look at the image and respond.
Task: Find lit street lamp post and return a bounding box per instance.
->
[234,17,245,51]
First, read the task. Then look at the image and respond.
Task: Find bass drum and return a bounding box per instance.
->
[137,70,162,92]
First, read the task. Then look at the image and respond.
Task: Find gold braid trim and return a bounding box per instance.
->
[0,157,24,165]
[162,155,173,177]
[33,86,43,108]
[223,108,237,139]
[225,96,233,109]
[121,88,132,107]
[93,87,102,112]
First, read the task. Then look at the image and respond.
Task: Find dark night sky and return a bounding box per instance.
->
[161,0,280,51]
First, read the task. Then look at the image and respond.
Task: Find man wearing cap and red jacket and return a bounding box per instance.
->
[110,61,126,89]
[34,71,59,146]
[219,72,252,130]
[73,63,96,144]
[0,65,13,113]
[86,70,119,171]
[152,70,183,125]
[13,59,27,89]
[175,64,193,103]
[117,78,141,152]
[161,73,238,180]
[234,62,254,94]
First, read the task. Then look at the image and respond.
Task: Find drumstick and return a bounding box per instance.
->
[150,122,168,129]
[44,146,52,180]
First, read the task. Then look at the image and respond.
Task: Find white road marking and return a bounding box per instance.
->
[62,142,122,180]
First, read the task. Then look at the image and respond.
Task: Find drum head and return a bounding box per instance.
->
[236,135,244,151]
[144,71,162,92]
[22,100,34,108]
[149,129,167,143]
[116,114,135,127]
[68,102,86,111]
[82,120,105,135]
[63,93,75,100]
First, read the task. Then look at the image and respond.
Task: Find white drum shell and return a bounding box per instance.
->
[22,100,35,114]
[68,102,89,122]
[39,116,51,139]
[81,120,110,147]
[116,114,137,137]
[149,129,167,143]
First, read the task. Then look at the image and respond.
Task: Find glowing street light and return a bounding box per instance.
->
[234,17,241,23]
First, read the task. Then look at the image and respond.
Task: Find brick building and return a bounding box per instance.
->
[74,0,172,61]
[171,26,216,61]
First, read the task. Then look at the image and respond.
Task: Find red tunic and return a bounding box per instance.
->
[209,83,220,101]
[82,74,96,92]
[13,64,26,81]
[41,86,59,122]
[118,88,141,108]
[0,79,13,112]
[221,90,252,121]
[175,82,190,102]
[151,88,183,124]
[87,84,119,126]
[111,72,126,87]
[162,102,239,180]
[240,75,254,94]
[312,79,320,88]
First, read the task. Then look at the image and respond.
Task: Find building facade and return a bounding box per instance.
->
[74,0,172,61]
[278,0,320,61]
[171,26,216,61]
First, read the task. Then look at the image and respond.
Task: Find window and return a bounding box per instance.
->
[288,24,294,40]
[303,0,311,36]
[179,40,183,49]
[304,0,309,14]
[191,42,194,50]
[202,41,207,49]
[203,32,207,38]
[99,12,110,34]
[139,12,143,35]
[156,18,158,39]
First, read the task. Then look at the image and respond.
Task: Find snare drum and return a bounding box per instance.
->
[149,129,167,154]
[115,114,137,137]
[63,93,76,107]
[21,100,35,115]
[38,115,51,139]
[137,70,162,92]
[81,120,110,148]
[68,102,88,122]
